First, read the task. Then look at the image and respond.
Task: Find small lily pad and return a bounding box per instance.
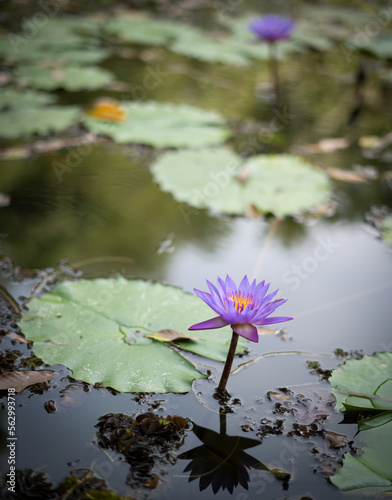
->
[18,278,245,393]
[105,16,192,46]
[0,88,55,109]
[15,65,114,91]
[169,32,259,66]
[330,352,392,412]
[83,101,231,148]
[291,28,333,52]
[352,34,392,60]
[331,412,392,494]
[151,148,331,218]
[0,15,108,64]
[1,39,109,64]
[0,106,80,139]
[381,215,392,246]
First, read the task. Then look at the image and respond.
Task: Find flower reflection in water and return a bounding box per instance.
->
[179,412,289,494]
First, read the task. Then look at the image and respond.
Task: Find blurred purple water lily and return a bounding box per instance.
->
[248,15,296,42]
[189,275,292,343]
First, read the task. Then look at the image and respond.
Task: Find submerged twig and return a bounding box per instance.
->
[232,350,336,375]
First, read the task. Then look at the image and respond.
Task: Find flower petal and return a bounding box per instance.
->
[216,276,227,300]
[189,316,229,330]
[206,280,224,307]
[190,275,292,335]
[248,278,257,295]
[254,281,269,300]
[257,288,279,308]
[238,275,250,293]
[256,316,293,326]
[194,288,214,307]
[252,297,285,323]
[225,274,237,293]
[231,323,259,342]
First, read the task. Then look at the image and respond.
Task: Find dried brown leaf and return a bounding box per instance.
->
[257,327,278,336]
[245,204,260,218]
[297,138,350,153]
[0,370,55,392]
[268,391,292,401]
[359,135,382,149]
[145,329,197,342]
[325,431,348,448]
[7,332,30,343]
[328,167,368,183]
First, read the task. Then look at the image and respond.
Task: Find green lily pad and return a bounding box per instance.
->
[0,39,109,64]
[0,87,55,109]
[18,278,244,393]
[83,101,231,148]
[348,34,392,60]
[169,33,255,66]
[40,48,111,65]
[331,412,392,495]
[15,65,114,91]
[1,15,109,65]
[381,215,392,246]
[291,28,333,52]
[297,5,370,41]
[330,352,392,412]
[105,16,192,46]
[0,34,85,62]
[151,148,331,217]
[0,105,80,139]
[105,12,306,66]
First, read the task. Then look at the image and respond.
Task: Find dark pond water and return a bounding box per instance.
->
[1,0,392,498]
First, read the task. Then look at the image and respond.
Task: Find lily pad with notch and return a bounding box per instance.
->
[0,105,80,139]
[329,351,392,412]
[105,15,194,46]
[331,412,392,495]
[83,101,231,148]
[151,147,331,218]
[15,64,115,91]
[0,88,55,110]
[18,278,246,393]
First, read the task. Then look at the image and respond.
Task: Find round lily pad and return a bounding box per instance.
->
[348,34,392,60]
[330,352,392,412]
[0,88,55,110]
[105,16,192,46]
[0,106,80,139]
[169,32,259,66]
[83,101,231,148]
[331,413,392,494]
[19,278,243,393]
[15,65,114,91]
[1,15,109,65]
[151,148,331,217]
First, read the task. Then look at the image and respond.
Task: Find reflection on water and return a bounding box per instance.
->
[179,412,277,494]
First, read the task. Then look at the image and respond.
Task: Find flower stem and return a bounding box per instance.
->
[217,330,239,392]
[268,41,281,103]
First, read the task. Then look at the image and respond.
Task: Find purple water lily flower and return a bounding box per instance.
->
[248,15,296,42]
[189,275,292,343]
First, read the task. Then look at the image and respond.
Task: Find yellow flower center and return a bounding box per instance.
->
[228,292,253,313]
